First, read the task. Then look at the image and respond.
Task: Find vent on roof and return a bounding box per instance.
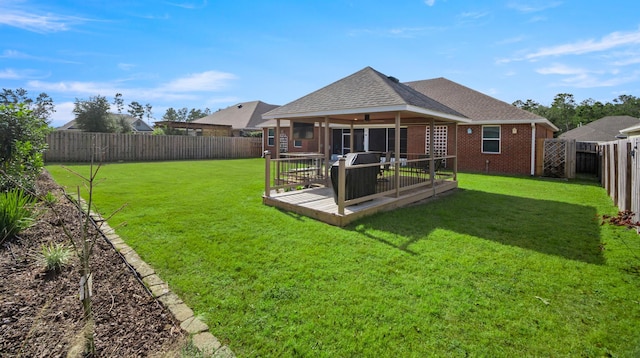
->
[387,76,400,83]
[237,104,243,109]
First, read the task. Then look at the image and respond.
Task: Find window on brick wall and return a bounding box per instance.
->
[482,125,500,153]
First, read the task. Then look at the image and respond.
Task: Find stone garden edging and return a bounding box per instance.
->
[90,211,234,357]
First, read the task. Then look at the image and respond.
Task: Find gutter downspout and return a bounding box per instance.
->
[530,122,536,176]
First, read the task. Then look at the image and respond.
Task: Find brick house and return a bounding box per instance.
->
[260,67,557,175]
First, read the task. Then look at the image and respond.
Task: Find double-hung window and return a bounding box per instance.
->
[482,125,500,153]
[267,128,275,146]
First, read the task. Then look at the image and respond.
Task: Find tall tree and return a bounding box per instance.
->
[612,94,640,117]
[549,93,576,133]
[1,88,55,121]
[113,93,124,115]
[127,101,145,120]
[187,108,207,122]
[162,107,180,121]
[176,107,188,122]
[73,96,115,132]
[144,103,153,124]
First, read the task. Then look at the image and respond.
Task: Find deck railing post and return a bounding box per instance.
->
[338,157,346,215]
[264,151,271,197]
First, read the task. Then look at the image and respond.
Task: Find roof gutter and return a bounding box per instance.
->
[466,118,559,132]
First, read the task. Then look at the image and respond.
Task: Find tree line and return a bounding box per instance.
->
[4,87,640,138]
[512,93,640,134]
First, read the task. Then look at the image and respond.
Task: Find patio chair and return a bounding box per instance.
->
[378,151,392,181]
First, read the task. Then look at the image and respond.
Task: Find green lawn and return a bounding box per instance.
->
[46,160,640,357]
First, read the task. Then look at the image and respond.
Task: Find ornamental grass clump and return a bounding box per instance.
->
[37,242,73,272]
[0,188,37,244]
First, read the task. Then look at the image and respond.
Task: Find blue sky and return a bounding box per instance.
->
[2,0,640,128]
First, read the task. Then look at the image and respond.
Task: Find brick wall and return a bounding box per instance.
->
[456,123,552,175]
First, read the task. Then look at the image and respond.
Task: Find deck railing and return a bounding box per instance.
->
[264,152,456,215]
[264,153,327,193]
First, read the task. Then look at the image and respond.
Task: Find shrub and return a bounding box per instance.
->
[0,189,37,244]
[0,103,51,192]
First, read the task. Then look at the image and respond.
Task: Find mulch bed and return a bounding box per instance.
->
[0,171,185,357]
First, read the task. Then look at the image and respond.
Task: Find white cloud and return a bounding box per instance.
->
[159,70,236,92]
[26,70,238,103]
[536,63,591,75]
[118,63,136,71]
[0,68,20,79]
[0,5,90,33]
[536,63,639,88]
[524,28,640,61]
[507,1,563,13]
[164,0,208,10]
[0,67,49,79]
[49,101,75,128]
[496,35,526,45]
[459,11,490,20]
[424,0,436,6]
[0,49,81,64]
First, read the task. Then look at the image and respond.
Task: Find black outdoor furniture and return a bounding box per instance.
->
[330,152,380,203]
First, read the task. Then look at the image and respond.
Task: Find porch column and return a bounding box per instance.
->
[276,119,281,159]
[430,119,435,192]
[454,122,458,181]
[350,122,355,153]
[324,116,330,183]
[395,112,401,198]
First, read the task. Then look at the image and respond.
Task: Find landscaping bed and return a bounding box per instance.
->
[0,171,185,356]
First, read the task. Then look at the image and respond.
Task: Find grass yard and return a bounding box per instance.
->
[47,159,640,357]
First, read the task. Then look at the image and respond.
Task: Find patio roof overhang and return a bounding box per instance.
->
[261,104,471,126]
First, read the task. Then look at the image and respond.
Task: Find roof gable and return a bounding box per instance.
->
[263,67,465,119]
[193,100,279,130]
[58,114,153,132]
[405,77,545,122]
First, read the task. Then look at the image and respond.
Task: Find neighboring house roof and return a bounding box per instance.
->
[192,100,279,131]
[262,66,468,122]
[559,115,640,142]
[58,114,154,132]
[405,77,558,131]
[620,122,640,138]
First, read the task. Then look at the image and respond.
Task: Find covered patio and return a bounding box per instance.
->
[261,67,470,226]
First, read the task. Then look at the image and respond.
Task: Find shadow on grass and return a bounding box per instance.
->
[350,189,605,265]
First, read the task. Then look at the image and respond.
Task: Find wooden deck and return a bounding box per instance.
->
[263,180,458,226]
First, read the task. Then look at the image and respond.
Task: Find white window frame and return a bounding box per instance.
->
[482,125,501,154]
[293,139,302,148]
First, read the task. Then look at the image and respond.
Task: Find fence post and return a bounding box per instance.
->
[338,157,346,215]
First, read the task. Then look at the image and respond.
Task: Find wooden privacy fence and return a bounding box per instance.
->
[600,138,640,233]
[576,142,600,175]
[45,131,262,162]
[542,138,576,178]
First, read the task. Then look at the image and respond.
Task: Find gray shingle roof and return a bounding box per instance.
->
[405,77,546,122]
[559,115,640,142]
[193,100,279,130]
[263,67,465,119]
[58,114,153,132]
